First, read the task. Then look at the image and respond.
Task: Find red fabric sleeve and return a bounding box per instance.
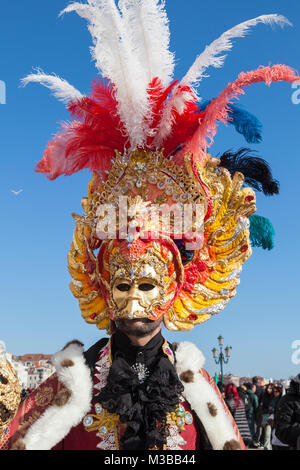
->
[0,374,68,450]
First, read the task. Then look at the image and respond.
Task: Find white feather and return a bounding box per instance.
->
[152,87,195,148]
[118,0,174,87]
[21,69,83,104]
[182,14,291,88]
[61,0,151,149]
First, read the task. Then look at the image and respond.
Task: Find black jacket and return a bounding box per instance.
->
[255,385,264,404]
[275,377,300,449]
[261,393,276,415]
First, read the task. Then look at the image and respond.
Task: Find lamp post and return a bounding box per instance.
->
[212,335,232,384]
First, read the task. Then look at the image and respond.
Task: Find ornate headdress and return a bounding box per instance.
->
[23,1,299,332]
[0,347,21,441]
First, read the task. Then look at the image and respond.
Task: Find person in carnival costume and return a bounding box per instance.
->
[1,0,299,451]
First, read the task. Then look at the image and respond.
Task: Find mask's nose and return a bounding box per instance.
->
[128,284,141,299]
[122,299,146,318]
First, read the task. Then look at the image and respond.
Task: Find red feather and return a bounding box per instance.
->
[145,78,202,154]
[159,85,202,157]
[36,79,128,179]
[146,78,179,147]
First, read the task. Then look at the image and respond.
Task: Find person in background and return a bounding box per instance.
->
[225,383,238,417]
[272,385,289,451]
[275,374,300,450]
[261,383,276,450]
[273,385,282,408]
[252,376,264,402]
[225,383,252,447]
[245,382,259,442]
[252,376,264,448]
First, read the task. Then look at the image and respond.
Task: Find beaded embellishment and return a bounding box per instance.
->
[131,362,150,384]
[83,402,119,437]
[167,404,194,432]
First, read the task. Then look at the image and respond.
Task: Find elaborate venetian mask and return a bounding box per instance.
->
[68,150,256,332]
[97,239,183,322]
[22,0,295,335]
[111,261,167,320]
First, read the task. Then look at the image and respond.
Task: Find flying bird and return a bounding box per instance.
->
[11,189,23,196]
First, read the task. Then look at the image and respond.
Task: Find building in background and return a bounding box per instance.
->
[223,374,240,386]
[5,352,55,390]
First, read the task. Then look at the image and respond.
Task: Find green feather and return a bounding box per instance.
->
[249,215,275,250]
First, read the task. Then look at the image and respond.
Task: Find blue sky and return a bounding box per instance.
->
[1,0,300,380]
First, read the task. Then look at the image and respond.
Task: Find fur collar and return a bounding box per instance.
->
[175,342,243,450]
[14,339,243,450]
[20,342,93,450]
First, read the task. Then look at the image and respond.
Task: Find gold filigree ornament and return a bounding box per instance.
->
[68,150,256,332]
[166,404,194,432]
[164,158,256,331]
[0,357,21,440]
[83,403,119,438]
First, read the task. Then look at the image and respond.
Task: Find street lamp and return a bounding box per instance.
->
[212,335,232,384]
[212,348,218,359]
[224,346,232,358]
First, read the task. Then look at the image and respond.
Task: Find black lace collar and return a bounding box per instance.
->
[94,329,183,450]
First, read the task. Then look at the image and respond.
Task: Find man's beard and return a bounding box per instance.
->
[116,317,164,338]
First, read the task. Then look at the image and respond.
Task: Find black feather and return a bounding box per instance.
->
[219,148,279,196]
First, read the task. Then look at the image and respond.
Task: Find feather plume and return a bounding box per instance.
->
[35,79,129,180]
[61,0,151,149]
[219,148,279,195]
[118,0,174,87]
[250,215,275,250]
[227,104,263,144]
[154,14,291,147]
[152,84,196,148]
[199,100,263,144]
[21,69,83,104]
[182,14,291,89]
[182,64,300,160]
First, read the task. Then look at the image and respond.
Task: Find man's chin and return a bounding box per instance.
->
[116,317,163,338]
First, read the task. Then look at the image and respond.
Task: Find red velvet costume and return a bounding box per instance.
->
[1,0,297,452]
[2,340,245,451]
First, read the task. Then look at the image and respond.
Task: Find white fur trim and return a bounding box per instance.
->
[20,340,240,450]
[175,342,206,374]
[175,342,240,450]
[23,343,93,450]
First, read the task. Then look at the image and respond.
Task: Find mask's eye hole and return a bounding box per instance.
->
[116,283,131,292]
[139,283,155,291]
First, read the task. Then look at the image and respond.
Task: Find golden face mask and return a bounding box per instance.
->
[111,266,165,320]
[98,239,183,322]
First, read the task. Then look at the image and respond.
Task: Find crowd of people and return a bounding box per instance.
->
[218,375,300,450]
